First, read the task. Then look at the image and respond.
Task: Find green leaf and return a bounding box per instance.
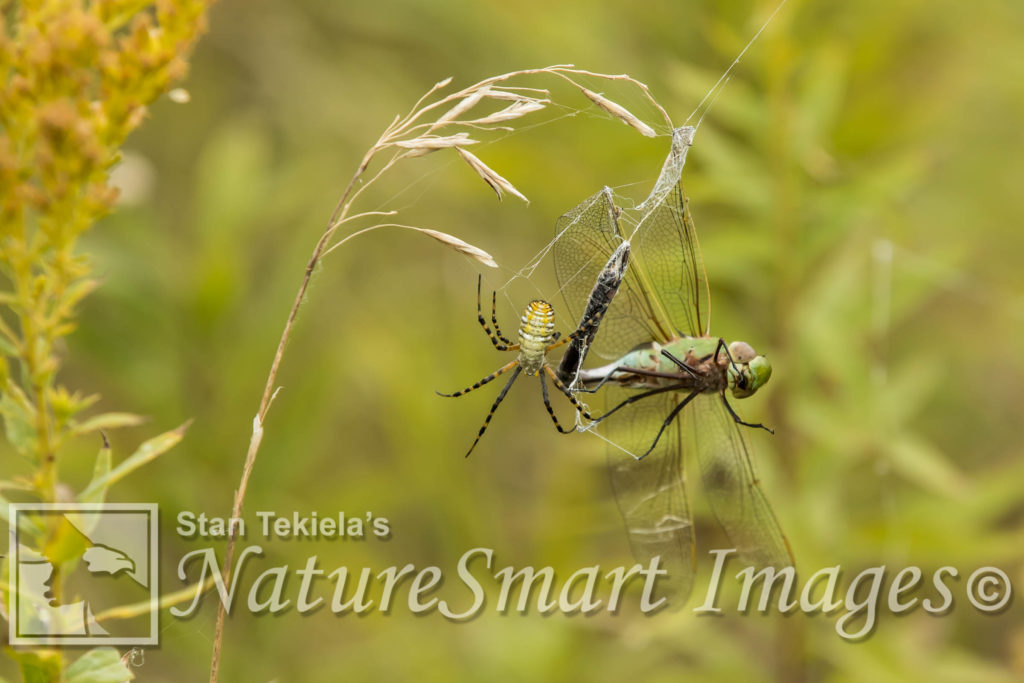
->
[3,497,47,537]
[45,512,94,566]
[8,649,62,683]
[49,385,101,428]
[72,412,147,436]
[0,332,19,357]
[80,434,113,504]
[793,46,847,156]
[66,647,135,683]
[59,276,100,314]
[78,420,191,501]
[888,434,970,498]
[0,386,37,456]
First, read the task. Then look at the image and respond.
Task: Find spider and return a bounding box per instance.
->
[439,275,607,457]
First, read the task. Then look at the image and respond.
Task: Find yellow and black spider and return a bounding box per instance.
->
[439,275,606,457]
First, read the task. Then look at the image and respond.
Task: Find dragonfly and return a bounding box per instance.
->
[552,126,793,603]
[438,274,613,458]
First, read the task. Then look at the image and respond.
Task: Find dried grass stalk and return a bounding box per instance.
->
[416,228,498,267]
[456,147,529,203]
[393,132,479,156]
[323,223,498,268]
[437,86,491,125]
[485,88,551,101]
[470,99,548,125]
[579,86,657,137]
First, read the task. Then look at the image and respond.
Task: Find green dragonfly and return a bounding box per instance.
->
[553,126,793,603]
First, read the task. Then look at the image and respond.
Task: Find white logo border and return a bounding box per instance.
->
[8,502,159,647]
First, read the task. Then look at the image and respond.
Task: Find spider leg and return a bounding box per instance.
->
[543,365,594,422]
[546,335,570,351]
[720,392,774,435]
[490,289,513,346]
[437,359,519,398]
[462,366,523,458]
[475,275,518,352]
[546,306,608,353]
[540,370,575,434]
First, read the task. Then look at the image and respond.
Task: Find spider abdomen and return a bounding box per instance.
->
[517,300,556,375]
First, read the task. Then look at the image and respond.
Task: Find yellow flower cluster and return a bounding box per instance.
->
[0,0,211,495]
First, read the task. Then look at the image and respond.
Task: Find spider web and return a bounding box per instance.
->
[485,120,697,450]
[437,1,794,603]
[419,1,786,464]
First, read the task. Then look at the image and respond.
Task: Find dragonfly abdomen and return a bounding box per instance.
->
[517,300,556,375]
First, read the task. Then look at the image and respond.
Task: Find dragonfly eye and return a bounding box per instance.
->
[729,355,772,398]
[728,341,757,364]
[751,355,772,385]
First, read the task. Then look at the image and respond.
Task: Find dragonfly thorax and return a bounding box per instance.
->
[517,300,556,375]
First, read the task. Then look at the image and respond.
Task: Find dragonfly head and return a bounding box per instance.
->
[726,341,772,399]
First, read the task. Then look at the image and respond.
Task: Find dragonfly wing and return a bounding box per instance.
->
[553,187,621,321]
[604,386,695,604]
[685,394,793,568]
[632,178,710,338]
[554,188,668,358]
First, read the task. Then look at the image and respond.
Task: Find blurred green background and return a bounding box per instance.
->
[18,0,1024,679]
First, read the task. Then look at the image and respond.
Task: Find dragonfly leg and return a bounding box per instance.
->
[712,337,741,374]
[461,365,523,458]
[476,275,519,351]
[576,366,637,394]
[539,370,576,434]
[634,389,701,460]
[437,359,519,398]
[720,393,774,435]
[543,365,594,422]
[592,383,684,422]
[574,368,623,394]
[659,349,699,379]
